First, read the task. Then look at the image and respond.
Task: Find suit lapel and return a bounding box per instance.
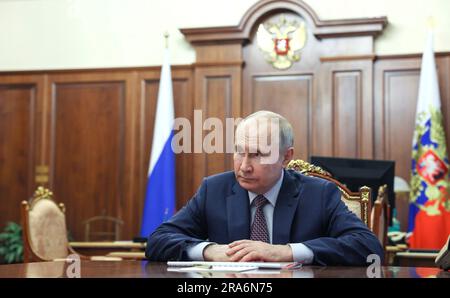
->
[226,182,251,242]
[272,170,302,244]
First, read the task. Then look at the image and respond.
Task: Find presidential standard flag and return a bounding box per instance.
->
[408,32,450,249]
[140,46,175,237]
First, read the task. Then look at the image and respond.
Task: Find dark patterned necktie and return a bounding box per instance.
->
[250,195,270,243]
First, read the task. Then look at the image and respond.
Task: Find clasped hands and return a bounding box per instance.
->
[203,240,293,262]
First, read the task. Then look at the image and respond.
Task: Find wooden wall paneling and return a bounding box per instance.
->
[192,66,242,189]
[311,62,333,158]
[0,74,44,228]
[322,59,373,159]
[137,67,194,213]
[374,58,421,178]
[182,18,245,191]
[168,68,194,208]
[374,57,421,231]
[47,71,137,240]
[312,59,375,160]
[248,73,313,160]
[332,69,362,157]
[194,44,243,65]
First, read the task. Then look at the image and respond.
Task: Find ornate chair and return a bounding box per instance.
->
[21,187,121,262]
[287,159,371,226]
[83,215,124,241]
[370,184,390,249]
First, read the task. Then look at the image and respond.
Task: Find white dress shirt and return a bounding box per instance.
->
[187,170,314,264]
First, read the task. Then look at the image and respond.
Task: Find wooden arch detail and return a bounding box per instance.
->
[181,0,387,44]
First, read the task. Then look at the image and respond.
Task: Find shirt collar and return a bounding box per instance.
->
[248,170,284,207]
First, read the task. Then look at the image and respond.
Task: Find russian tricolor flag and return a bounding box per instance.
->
[408,31,450,249]
[140,47,175,237]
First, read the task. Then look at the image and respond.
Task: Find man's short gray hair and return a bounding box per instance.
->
[237,110,294,152]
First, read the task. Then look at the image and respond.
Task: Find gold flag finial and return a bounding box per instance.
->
[164,31,169,49]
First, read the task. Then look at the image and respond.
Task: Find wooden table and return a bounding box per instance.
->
[0,261,449,278]
[395,251,439,267]
[69,241,145,256]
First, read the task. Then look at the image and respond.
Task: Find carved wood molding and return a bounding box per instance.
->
[180,0,387,44]
[320,55,376,63]
[192,61,245,68]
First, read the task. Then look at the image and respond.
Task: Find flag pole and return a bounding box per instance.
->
[426,16,435,30]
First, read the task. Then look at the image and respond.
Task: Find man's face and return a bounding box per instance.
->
[233,118,293,194]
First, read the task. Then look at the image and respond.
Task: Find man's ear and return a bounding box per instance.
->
[282,147,294,167]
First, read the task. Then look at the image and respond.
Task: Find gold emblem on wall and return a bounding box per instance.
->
[256,15,307,70]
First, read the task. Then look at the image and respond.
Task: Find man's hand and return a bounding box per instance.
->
[203,244,231,261]
[226,240,293,262]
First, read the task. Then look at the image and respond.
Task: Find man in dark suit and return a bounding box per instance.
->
[146,111,383,266]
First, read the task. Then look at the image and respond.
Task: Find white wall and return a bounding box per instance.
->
[0,0,449,71]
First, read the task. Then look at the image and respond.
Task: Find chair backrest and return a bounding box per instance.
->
[21,187,70,262]
[370,184,390,249]
[83,215,124,241]
[287,159,371,226]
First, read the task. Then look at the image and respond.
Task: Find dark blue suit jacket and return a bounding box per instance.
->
[146,169,383,266]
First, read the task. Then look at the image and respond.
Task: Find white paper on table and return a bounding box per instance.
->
[167,266,258,272]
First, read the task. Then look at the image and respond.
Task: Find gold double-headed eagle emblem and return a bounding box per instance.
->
[256,15,307,70]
